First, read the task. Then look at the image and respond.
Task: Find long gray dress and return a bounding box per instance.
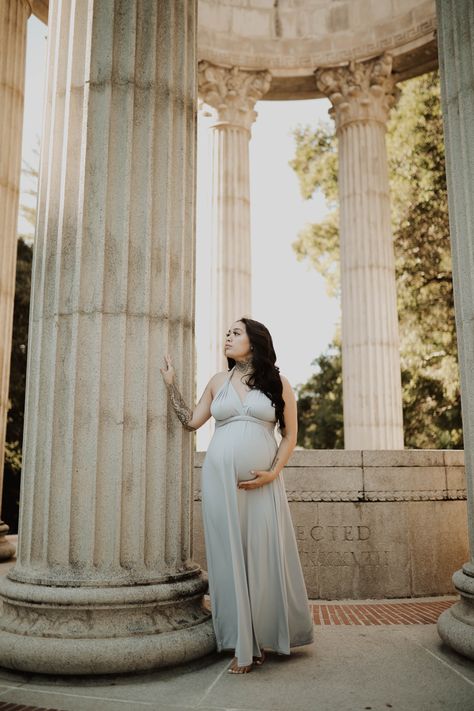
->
[201,366,314,667]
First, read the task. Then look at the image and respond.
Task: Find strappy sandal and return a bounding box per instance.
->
[253,649,266,666]
[228,657,253,674]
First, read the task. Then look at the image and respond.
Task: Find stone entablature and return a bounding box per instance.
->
[193,449,468,600]
[197,0,437,98]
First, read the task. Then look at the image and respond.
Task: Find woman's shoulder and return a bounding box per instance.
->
[278,373,295,398]
[209,369,231,394]
[212,369,231,381]
[278,373,291,387]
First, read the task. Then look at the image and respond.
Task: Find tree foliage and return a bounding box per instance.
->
[2,238,32,533]
[296,340,344,449]
[291,70,462,449]
[2,145,38,533]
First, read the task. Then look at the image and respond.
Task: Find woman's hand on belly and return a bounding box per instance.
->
[237,469,278,490]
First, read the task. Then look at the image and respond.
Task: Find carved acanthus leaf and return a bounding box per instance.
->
[315,52,401,130]
[198,61,272,130]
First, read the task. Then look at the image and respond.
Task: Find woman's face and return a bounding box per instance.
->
[224,321,252,361]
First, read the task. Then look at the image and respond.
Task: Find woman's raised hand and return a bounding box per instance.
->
[160,354,176,386]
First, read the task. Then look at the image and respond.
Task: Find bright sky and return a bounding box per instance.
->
[196,100,340,392]
[19,16,340,449]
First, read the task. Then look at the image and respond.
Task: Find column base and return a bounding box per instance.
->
[0,569,216,674]
[0,522,15,561]
[437,564,474,660]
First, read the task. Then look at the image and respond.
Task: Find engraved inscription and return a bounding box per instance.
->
[298,548,390,568]
[294,524,390,568]
[295,524,371,542]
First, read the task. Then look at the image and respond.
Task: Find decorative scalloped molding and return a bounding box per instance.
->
[193,489,467,502]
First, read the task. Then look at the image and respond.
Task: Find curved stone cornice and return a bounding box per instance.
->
[315,52,401,131]
[198,61,272,130]
[26,0,47,23]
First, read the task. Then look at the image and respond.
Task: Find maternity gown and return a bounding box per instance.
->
[201,366,314,667]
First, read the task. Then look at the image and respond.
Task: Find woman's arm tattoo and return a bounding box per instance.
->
[166,382,195,431]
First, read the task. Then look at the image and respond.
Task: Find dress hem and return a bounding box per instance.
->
[216,633,315,658]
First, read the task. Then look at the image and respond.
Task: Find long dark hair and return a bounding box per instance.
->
[226,317,286,433]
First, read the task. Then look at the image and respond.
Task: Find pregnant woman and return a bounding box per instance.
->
[160,317,314,674]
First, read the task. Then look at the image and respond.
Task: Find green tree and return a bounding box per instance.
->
[296,341,343,449]
[2,238,33,534]
[291,70,462,449]
[2,145,38,533]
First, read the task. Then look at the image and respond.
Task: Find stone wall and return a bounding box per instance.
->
[193,449,468,599]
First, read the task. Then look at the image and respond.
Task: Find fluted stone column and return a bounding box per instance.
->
[315,53,404,450]
[198,62,271,372]
[0,0,32,562]
[436,0,474,661]
[0,0,215,675]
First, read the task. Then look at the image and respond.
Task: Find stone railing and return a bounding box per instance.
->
[192,449,468,600]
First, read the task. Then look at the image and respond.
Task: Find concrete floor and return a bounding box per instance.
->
[0,536,473,711]
[0,615,473,710]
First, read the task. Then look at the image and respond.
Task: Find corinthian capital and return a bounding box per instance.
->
[198,61,272,131]
[314,52,400,131]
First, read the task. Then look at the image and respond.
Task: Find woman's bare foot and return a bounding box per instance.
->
[253,649,266,666]
[228,657,253,674]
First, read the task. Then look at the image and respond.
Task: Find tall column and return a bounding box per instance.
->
[435,0,474,661]
[0,0,32,561]
[0,0,214,674]
[315,53,404,450]
[198,62,271,372]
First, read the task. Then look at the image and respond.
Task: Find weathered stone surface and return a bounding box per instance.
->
[443,449,465,467]
[0,0,215,675]
[363,450,445,467]
[435,0,474,661]
[407,501,467,596]
[363,467,446,495]
[446,466,467,497]
[315,54,404,450]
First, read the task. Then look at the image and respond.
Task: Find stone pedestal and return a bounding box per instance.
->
[435,0,474,661]
[0,0,214,674]
[198,62,271,372]
[0,0,32,562]
[315,53,404,450]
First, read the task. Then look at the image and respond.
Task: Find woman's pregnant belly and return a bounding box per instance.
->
[208,421,277,483]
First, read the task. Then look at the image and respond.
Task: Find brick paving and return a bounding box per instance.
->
[311,598,456,625]
[203,594,456,625]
